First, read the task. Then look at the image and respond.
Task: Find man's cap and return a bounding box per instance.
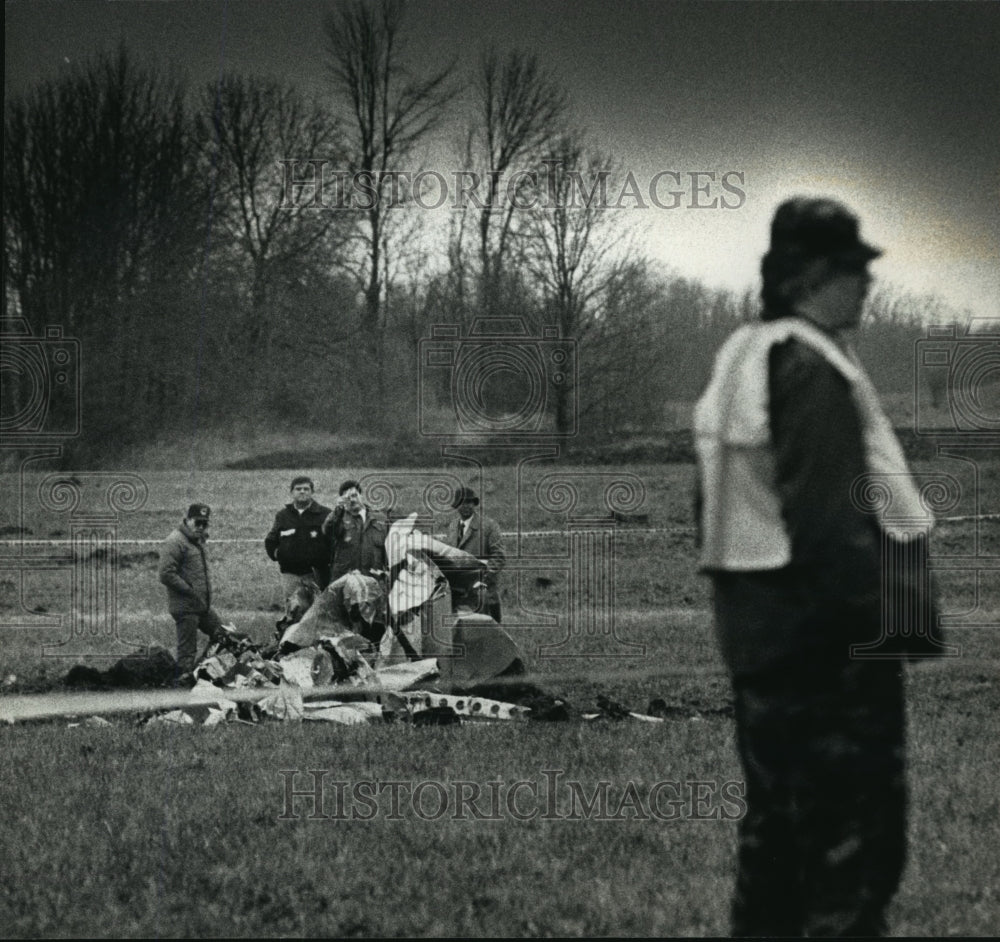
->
[451,486,480,508]
[187,503,211,521]
[768,197,882,265]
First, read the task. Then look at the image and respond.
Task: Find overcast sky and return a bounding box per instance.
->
[6,0,999,319]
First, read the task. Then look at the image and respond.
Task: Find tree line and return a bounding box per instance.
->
[3,1,956,463]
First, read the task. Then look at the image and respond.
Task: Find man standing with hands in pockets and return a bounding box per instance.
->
[158,503,225,681]
[265,476,332,607]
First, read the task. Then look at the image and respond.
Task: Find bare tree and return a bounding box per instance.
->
[323,0,456,417]
[860,285,962,399]
[197,74,351,350]
[5,46,203,327]
[4,46,207,451]
[523,134,633,432]
[464,47,568,313]
[578,258,665,430]
[563,259,755,435]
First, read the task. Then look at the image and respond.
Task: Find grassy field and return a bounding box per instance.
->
[2,460,999,936]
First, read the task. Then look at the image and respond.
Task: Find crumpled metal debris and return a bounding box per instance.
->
[317,633,375,684]
[277,649,323,688]
[145,710,196,727]
[303,701,383,725]
[195,649,238,683]
[140,682,239,727]
[279,572,386,650]
[580,695,666,723]
[195,639,280,688]
[372,658,439,691]
[258,682,304,721]
[382,690,530,721]
[68,715,113,728]
[385,514,483,620]
[340,571,384,626]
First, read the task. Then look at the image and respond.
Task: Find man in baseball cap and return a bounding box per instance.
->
[157,502,224,681]
[188,504,211,522]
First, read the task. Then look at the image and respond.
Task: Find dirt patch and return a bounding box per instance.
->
[119,550,160,569]
[0,525,33,536]
[85,549,159,569]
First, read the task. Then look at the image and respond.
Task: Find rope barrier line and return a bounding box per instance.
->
[936,513,1000,523]
[0,513,991,547]
[2,530,686,545]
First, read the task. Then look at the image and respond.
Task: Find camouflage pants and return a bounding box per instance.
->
[731,655,906,937]
[173,608,224,674]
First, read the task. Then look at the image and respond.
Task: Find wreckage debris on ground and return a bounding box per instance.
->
[132,524,554,727]
[45,522,716,728]
[52,627,699,729]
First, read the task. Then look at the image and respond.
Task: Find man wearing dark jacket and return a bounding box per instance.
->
[322,479,388,583]
[694,197,943,937]
[265,477,332,597]
[158,503,224,676]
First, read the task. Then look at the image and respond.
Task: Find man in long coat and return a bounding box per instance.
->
[445,486,506,622]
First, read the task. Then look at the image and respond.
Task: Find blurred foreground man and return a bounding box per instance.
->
[158,503,224,678]
[694,198,943,937]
